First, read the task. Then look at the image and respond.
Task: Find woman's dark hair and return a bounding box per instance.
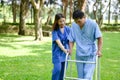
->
[52,13,65,31]
[73,10,85,19]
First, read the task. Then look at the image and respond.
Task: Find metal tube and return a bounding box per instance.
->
[63,53,69,80]
[95,55,98,80]
[98,57,100,80]
[65,76,88,80]
[64,54,100,80]
[67,60,96,64]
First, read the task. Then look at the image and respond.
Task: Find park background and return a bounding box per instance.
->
[0,0,120,80]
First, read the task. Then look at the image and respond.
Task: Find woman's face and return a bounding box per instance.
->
[58,18,65,28]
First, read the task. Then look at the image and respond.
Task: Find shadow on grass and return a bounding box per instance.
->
[0,33,52,80]
[0,33,52,56]
[0,33,21,38]
[0,33,34,42]
[0,33,36,49]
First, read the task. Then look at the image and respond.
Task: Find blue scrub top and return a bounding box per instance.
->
[52,26,70,64]
[68,19,102,56]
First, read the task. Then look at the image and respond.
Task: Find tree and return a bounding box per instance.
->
[12,0,17,23]
[112,0,120,25]
[61,0,68,18]
[93,0,109,27]
[73,0,86,12]
[18,0,29,35]
[77,0,86,12]
[69,0,72,23]
[1,0,20,23]
[45,8,53,25]
[1,0,6,23]
[61,0,86,23]
[30,0,44,40]
[108,0,111,24]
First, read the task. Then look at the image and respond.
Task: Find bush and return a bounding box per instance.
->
[101,24,120,32]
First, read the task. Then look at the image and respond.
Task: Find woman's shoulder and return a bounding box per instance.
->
[52,30,58,34]
[65,26,71,30]
[65,26,71,31]
[64,26,71,33]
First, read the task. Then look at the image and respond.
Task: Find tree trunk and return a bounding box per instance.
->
[46,16,52,25]
[77,0,86,12]
[98,1,103,28]
[45,9,53,25]
[18,0,29,35]
[34,9,43,40]
[114,0,119,25]
[69,0,72,23]
[30,0,44,41]
[62,0,68,18]
[108,0,111,24]
[19,13,25,35]
[12,0,17,23]
[30,7,33,23]
[114,15,118,25]
[3,6,6,23]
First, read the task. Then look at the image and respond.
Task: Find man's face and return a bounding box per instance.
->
[75,17,86,27]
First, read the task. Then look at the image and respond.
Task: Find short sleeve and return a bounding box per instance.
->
[67,23,75,42]
[94,23,102,39]
[52,31,59,41]
[66,26,71,34]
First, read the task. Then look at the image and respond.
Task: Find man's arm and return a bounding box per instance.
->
[69,41,74,55]
[97,37,103,57]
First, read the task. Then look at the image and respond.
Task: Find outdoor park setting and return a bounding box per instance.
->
[0,0,120,80]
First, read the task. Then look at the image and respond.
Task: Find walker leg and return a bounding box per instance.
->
[63,53,69,80]
[98,58,100,80]
[95,56,100,80]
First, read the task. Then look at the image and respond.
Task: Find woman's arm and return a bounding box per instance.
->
[55,39,68,54]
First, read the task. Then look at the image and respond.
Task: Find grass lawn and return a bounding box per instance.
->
[0,32,120,80]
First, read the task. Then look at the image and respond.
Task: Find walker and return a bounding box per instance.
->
[63,53,100,80]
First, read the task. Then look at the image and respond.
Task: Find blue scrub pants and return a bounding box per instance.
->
[76,55,96,80]
[52,62,65,80]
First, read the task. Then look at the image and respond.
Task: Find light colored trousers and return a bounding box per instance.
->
[76,55,96,80]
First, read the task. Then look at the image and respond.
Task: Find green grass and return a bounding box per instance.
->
[0,32,120,80]
[101,32,120,80]
[0,34,52,80]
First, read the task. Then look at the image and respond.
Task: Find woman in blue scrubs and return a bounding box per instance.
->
[52,13,70,80]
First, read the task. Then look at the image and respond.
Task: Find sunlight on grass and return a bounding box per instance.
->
[0,32,120,80]
[101,32,120,80]
[0,34,52,80]
[0,34,51,57]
